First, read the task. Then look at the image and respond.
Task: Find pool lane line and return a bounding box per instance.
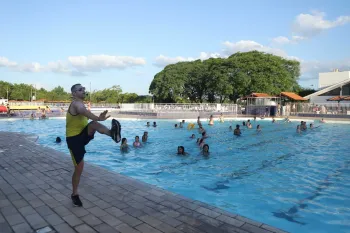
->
[272,159,350,225]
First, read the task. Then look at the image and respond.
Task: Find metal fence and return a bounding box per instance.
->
[287,102,350,116]
[119,103,238,114]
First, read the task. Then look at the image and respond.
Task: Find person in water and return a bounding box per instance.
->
[209,115,214,125]
[320,118,326,123]
[174,124,178,128]
[66,83,121,207]
[146,122,150,127]
[120,138,129,151]
[190,134,196,139]
[296,125,301,134]
[246,120,252,129]
[153,122,157,127]
[179,122,183,128]
[219,113,224,122]
[55,137,62,143]
[142,131,148,142]
[177,146,188,155]
[256,125,261,133]
[202,144,210,156]
[234,125,241,136]
[198,138,205,148]
[133,136,142,147]
[229,125,232,131]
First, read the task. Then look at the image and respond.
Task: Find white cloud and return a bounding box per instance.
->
[12,62,43,72]
[0,54,146,76]
[0,57,17,67]
[293,11,350,37]
[300,59,350,80]
[153,52,222,67]
[222,40,290,58]
[68,55,146,72]
[271,35,306,45]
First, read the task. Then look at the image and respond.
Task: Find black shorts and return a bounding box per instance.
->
[66,123,94,166]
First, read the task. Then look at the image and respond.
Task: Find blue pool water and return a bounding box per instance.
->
[1,118,349,233]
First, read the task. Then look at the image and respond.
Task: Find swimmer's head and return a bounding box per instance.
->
[175,124,178,128]
[121,138,127,144]
[191,134,195,138]
[203,144,209,152]
[143,131,148,136]
[135,136,140,141]
[202,132,206,136]
[236,125,240,129]
[55,137,61,143]
[146,122,150,126]
[177,146,185,154]
[182,120,185,123]
[257,125,260,129]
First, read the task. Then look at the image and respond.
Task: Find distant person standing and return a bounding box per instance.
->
[66,83,121,207]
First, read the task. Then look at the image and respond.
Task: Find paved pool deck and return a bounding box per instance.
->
[0,132,288,233]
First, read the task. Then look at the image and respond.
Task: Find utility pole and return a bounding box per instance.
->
[89,82,92,102]
[30,85,33,102]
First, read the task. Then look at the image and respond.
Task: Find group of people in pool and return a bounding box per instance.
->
[177,117,213,156]
[119,121,158,151]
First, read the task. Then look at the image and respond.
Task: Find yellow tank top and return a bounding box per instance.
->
[66,103,88,137]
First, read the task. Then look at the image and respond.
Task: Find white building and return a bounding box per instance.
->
[304,70,350,104]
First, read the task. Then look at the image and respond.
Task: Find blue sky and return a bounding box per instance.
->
[0,0,349,94]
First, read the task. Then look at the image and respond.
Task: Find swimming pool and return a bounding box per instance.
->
[1,118,349,233]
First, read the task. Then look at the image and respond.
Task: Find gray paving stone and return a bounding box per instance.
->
[75,223,97,233]
[176,224,203,233]
[261,224,289,233]
[35,205,55,217]
[62,214,83,227]
[52,206,72,217]
[18,205,37,216]
[105,207,126,218]
[24,213,48,230]
[195,207,221,218]
[5,213,26,226]
[81,214,103,227]
[1,204,19,215]
[197,214,223,227]
[0,221,13,233]
[220,224,250,233]
[87,206,108,217]
[138,215,163,228]
[12,199,29,209]
[135,223,163,233]
[241,223,273,233]
[28,198,45,208]
[94,223,120,233]
[44,213,65,226]
[12,222,33,233]
[7,193,22,202]
[155,222,183,233]
[216,215,245,227]
[70,206,89,217]
[115,223,141,233]
[99,214,123,227]
[53,222,76,233]
[235,215,262,227]
[118,214,143,227]
[0,199,12,208]
[157,214,183,228]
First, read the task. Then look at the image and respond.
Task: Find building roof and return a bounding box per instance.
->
[327,96,350,101]
[304,79,350,99]
[280,92,307,101]
[240,93,271,100]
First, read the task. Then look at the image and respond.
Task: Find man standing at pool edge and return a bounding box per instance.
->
[66,83,121,207]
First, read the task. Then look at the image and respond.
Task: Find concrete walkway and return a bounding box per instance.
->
[0,132,288,233]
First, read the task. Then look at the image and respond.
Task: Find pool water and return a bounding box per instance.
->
[1,118,349,233]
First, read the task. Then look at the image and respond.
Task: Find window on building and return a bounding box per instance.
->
[319,87,341,96]
[342,83,350,95]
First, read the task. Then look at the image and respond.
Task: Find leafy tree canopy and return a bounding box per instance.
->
[149,51,301,103]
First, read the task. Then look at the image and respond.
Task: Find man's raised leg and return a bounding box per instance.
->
[88,121,111,136]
